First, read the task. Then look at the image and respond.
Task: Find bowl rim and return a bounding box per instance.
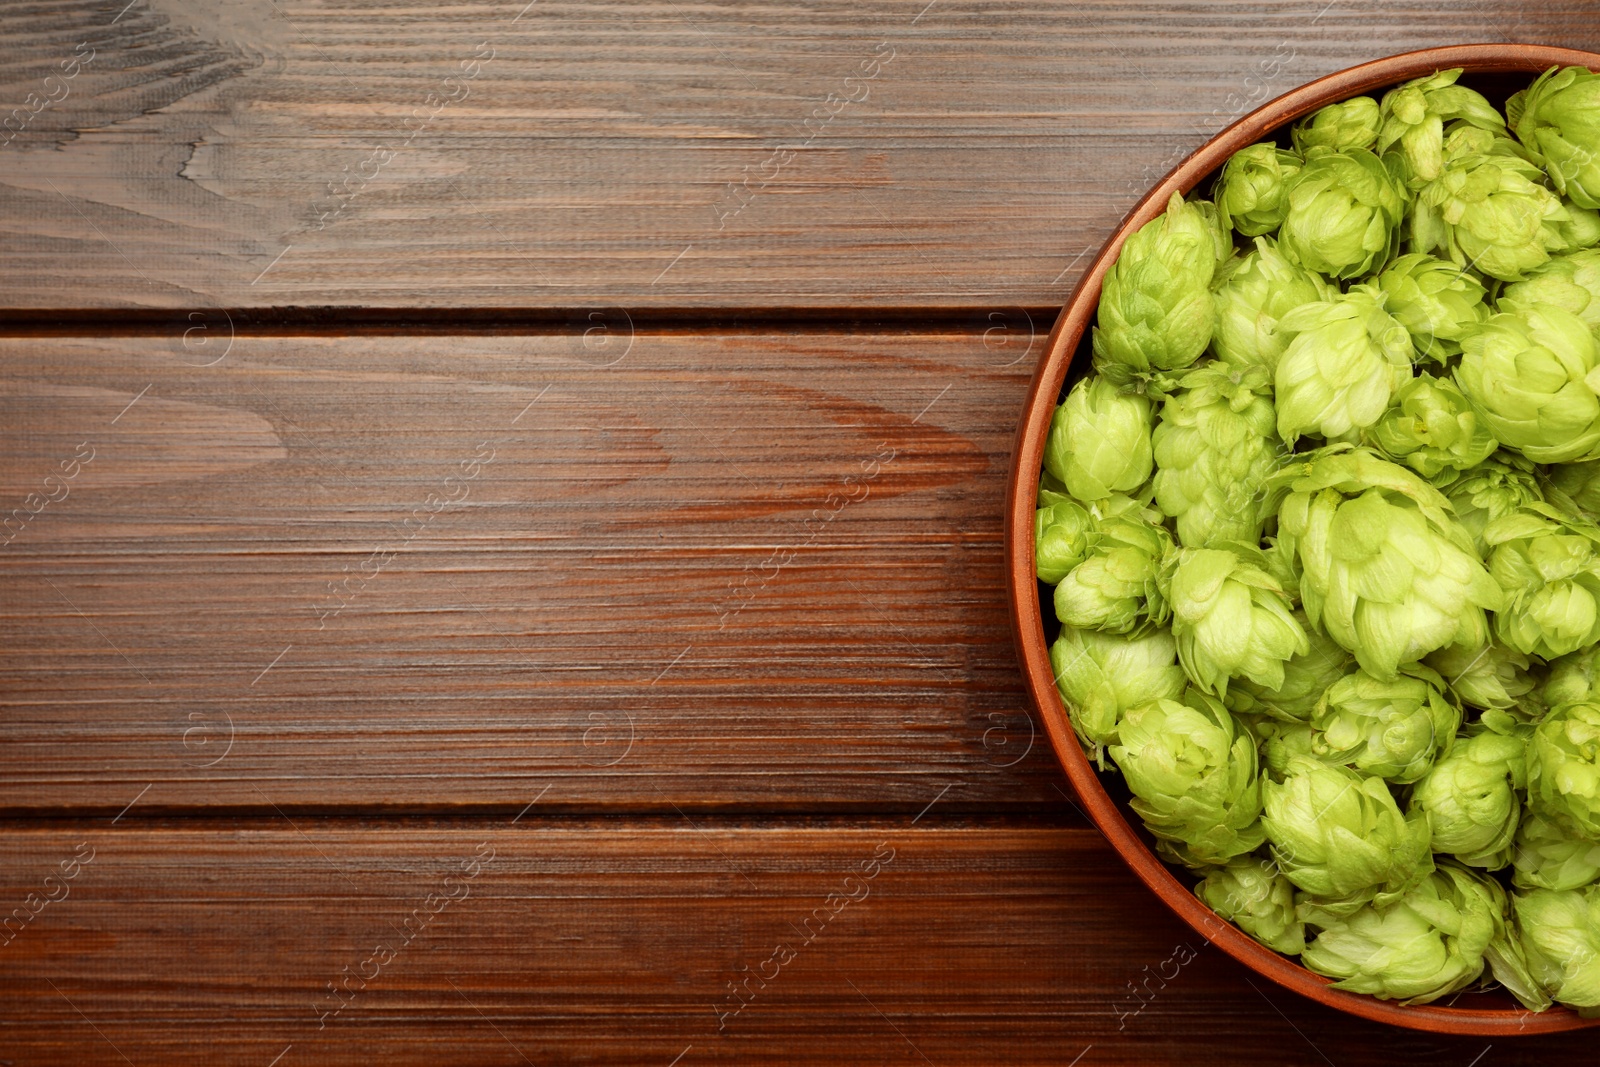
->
[1005,43,1600,1036]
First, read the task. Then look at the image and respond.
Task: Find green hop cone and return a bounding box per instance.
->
[1510,65,1600,210]
[1108,690,1265,868]
[1410,729,1528,869]
[1412,124,1570,282]
[1439,452,1544,557]
[1092,191,1224,384]
[1548,459,1600,524]
[1273,285,1415,445]
[1034,497,1094,584]
[1194,856,1306,955]
[1377,68,1506,187]
[1554,200,1600,254]
[1500,249,1600,333]
[1256,718,1318,782]
[1365,373,1497,480]
[1515,884,1600,1011]
[1216,143,1303,237]
[1477,704,1549,740]
[1151,363,1282,548]
[1163,546,1309,697]
[1043,376,1155,501]
[1261,533,1304,603]
[1209,236,1333,373]
[1514,810,1600,893]
[1052,510,1172,633]
[1268,447,1504,679]
[1279,148,1407,279]
[1483,868,1559,1012]
[1528,702,1600,838]
[1425,639,1540,715]
[1192,199,1236,267]
[1227,615,1354,723]
[1455,304,1600,464]
[1483,504,1600,659]
[1292,95,1382,155]
[1373,252,1490,362]
[1299,866,1504,1004]
[1263,755,1434,914]
[1311,665,1461,784]
[1049,626,1184,760]
[1546,645,1600,708]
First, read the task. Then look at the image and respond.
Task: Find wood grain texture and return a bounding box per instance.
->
[2,1,1597,309]
[0,821,1587,1065]
[0,329,1059,814]
[9,10,1600,1058]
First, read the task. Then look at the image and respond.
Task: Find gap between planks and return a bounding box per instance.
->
[0,810,1094,833]
[0,306,1061,337]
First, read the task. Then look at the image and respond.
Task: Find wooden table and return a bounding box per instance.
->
[2,3,1596,1063]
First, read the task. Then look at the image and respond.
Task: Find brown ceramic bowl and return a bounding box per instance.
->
[1006,44,1600,1035]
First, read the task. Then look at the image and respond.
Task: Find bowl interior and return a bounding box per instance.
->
[1010,44,1600,1036]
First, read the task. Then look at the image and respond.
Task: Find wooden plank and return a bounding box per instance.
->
[0,821,1586,1064]
[0,328,1062,813]
[2,1,1594,309]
